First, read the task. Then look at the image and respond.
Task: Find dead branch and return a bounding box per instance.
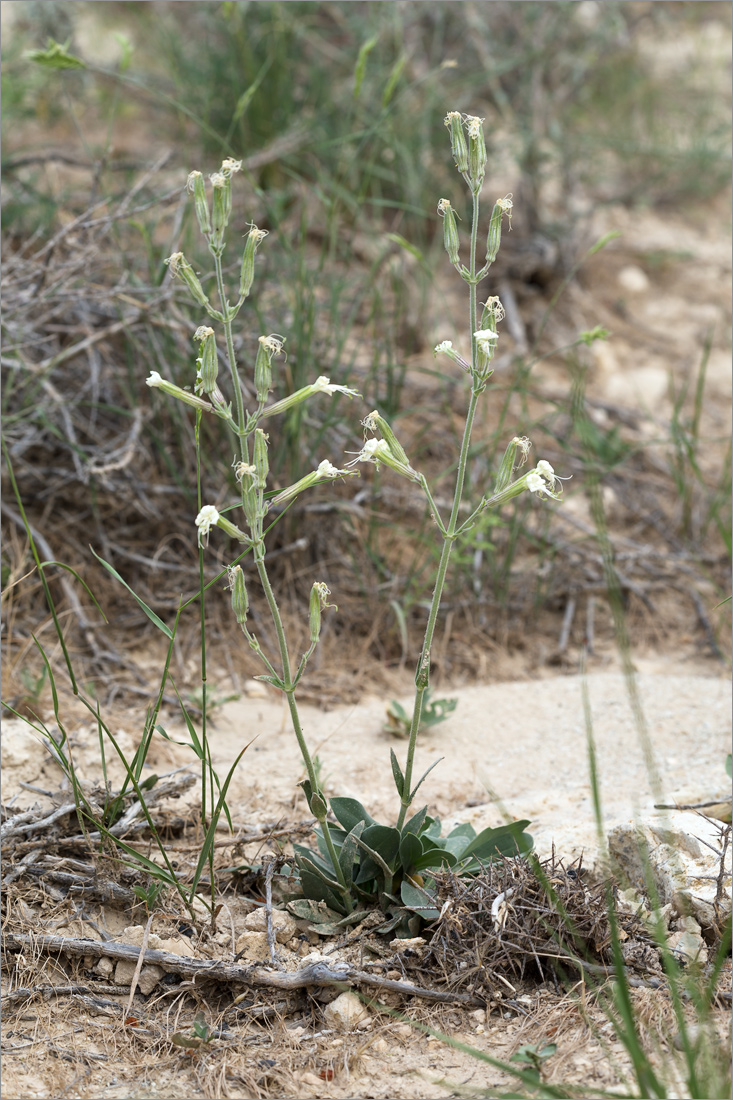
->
[2,932,482,1006]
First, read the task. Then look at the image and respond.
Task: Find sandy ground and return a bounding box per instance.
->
[3,657,731,1100]
[6,657,730,865]
[154,658,731,866]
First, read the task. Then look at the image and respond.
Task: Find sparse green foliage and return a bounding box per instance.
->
[383,689,458,738]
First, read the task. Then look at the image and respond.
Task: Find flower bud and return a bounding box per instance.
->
[187,170,211,236]
[240,224,268,299]
[444,110,468,174]
[493,436,531,494]
[361,410,410,467]
[309,581,335,645]
[438,198,460,265]
[486,195,512,264]
[194,326,218,394]
[165,252,209,308]
[253,428,269,489]
[228,564,249,624]
[464,115,487,190]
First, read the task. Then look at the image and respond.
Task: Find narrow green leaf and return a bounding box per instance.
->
[89,547,172,637]
[189,743,251,898]
[386,233,425,264]
[338,820,365,889]
[390,749,405,797]
[461,821,533,861]
[38,561,107,621]
[382,53,406,108]
[408,756,444,804]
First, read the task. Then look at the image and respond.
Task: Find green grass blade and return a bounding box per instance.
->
[89,546,172,637]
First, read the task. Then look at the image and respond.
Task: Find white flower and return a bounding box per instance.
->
[435,340,453,354]
[195,505,220,546]
[316,460,343,477]
[526,471,549,495]
[526,461,569,499]
[313,376,360,398]
[146,371,163,387]
[346,438,382,466]
[474,328,500,344]
[345,437,419,482]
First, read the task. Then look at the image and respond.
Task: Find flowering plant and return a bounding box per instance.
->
[150,117,566,924]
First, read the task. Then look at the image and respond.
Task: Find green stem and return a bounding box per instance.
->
[212,252,248,464]
[211,244,351,910]
[254,545,353,911]
[195,411,217,929]
[396,188,482,830]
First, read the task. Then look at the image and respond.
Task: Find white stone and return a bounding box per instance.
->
[608,812,731,931]
[113,959,164,993]
[323,991,370,1030]
[389,936,426,954]
[243,907,297,943]
[617,265,650,294]
[235,931,271,961]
